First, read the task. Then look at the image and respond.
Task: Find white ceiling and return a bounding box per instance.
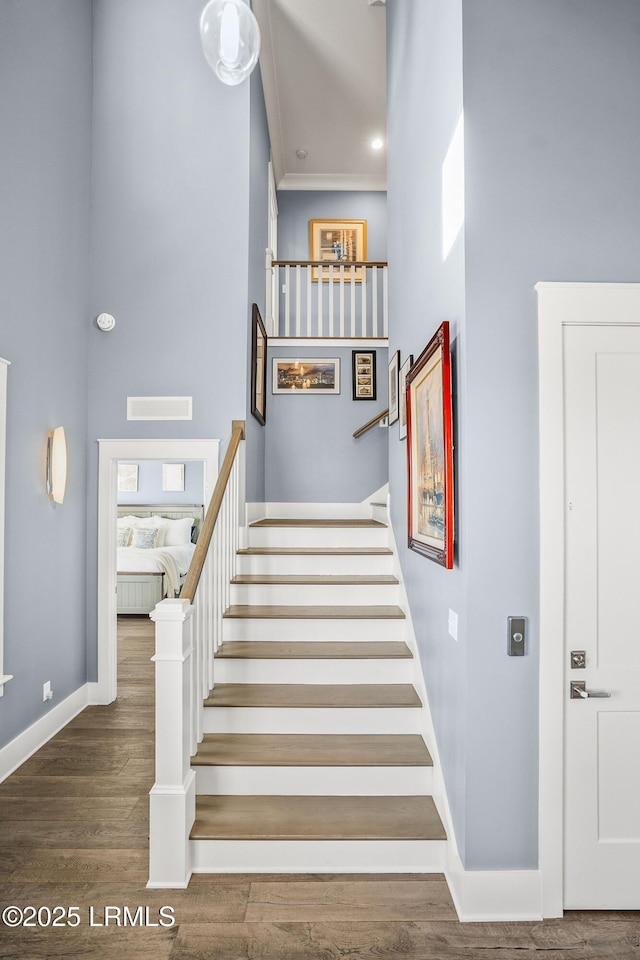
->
[253,0,387,192]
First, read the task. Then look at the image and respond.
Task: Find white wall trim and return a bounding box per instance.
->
[269,338,388,349]
[277,173,387,192]
[389,502,543,921]
[0,683,90,783]
[96,439,219,704]
[445,849,542,922]
[0,358,10,697]
[536,281,640,918]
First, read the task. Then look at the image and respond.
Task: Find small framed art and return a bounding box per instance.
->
[388,350,400,424]
[272,358,340,395]
[309,219,366,281]
[117,463,138,493]
[406,321,454,568]
[352,350,376,400]
[251,303,267,425]
[398,354,413,440]
[162,463,185,492]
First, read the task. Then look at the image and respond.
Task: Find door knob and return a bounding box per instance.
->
[570,681,611,700]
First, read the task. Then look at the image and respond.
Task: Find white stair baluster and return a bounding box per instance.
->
[350,266,356,336]
[339,265,345,337]
[295,265,301,338]
[372,266,378,338]
[328,264,334,337]
[284,265,290,337]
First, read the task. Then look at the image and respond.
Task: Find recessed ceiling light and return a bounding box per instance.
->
[296,148,308,159]
[371,137,384,151]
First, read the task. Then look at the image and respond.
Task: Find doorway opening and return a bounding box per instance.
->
[96,439,219,704]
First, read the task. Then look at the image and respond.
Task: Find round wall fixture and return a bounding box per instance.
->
[96,313,116,332]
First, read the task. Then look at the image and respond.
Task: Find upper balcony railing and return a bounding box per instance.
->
[265,251,388,340]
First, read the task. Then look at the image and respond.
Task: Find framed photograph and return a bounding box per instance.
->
[272,358,340,395]
[251,303,267,425]
[388,350,400,424]
[309,219,366,281]
[406,322,454,568]
[352,350,376,401]
[398,354,413,440]
[117,463,138,493]
[162,463,185,492]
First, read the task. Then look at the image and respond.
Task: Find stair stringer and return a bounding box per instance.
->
[387,508,543,923]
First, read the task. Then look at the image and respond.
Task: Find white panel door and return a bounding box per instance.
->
[564,324,640,908]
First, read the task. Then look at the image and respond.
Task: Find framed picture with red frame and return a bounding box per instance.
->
[406,321,454,567]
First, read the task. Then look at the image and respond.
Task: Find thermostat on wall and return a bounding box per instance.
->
[96,312,116,332]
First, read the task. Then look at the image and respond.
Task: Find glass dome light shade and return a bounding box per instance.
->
[200,0,261,87]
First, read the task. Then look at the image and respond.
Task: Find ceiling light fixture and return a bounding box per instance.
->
[371,137,384,151]
[200,0,261,87]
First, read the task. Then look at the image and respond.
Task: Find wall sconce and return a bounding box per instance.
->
[200,0,261,86]
[46,426,67,504]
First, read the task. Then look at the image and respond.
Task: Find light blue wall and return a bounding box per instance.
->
[0,0,93,748]
[245,65,270,503]
[460,0,640,870]
[265,346,388,503]
[388,0,640,871]
[116,461,204,506]
[277,191,387,261]
[85,0,253,675]
[387,0,469,863]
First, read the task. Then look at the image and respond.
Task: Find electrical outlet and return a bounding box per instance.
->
[42,681,53,703]
[448,609,458,641]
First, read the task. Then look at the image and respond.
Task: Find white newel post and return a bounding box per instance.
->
[148,598,196,888]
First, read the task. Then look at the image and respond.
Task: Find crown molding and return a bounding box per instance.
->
[278,173,387,192]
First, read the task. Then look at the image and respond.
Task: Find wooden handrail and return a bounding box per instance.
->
[353,409,389,439]
[181,420,245,601]
[272,260,388,269]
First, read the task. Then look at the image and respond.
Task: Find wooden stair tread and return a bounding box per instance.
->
[216,641,413,660]
[250,518,386,528]
[237,547,393,556]
[191,795,446,841]
[231,574,399,585]
[223,605,406,620]
[192,734,432,767]
[204,683,422,708]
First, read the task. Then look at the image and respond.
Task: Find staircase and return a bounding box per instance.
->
[187,510,447,874]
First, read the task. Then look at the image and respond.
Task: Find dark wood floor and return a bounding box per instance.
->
[0,617,637,959]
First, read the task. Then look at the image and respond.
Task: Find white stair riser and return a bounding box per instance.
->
[194,765,433,796]
[222,618,405,642]
[202,706,423,735]
[236,554,395,576]
[214,658,413,685]
[229,583,400,606]
[190,839,446,873]
[248,528,389,549]
[371,504,388,524]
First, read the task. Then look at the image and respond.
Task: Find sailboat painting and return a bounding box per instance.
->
[406,322,454,567]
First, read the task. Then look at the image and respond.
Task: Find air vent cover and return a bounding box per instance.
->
[127,396,193,421]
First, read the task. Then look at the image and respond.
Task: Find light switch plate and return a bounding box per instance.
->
[448,609,458,641]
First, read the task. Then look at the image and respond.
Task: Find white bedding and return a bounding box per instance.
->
[117,543,195,598]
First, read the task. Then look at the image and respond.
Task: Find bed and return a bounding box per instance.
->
[116,504,204,615]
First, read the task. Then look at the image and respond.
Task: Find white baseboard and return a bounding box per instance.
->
[363,483,389,505]
[445,845,542,921]
[0,683,90,783]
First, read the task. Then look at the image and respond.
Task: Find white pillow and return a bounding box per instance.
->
[163,517,195,546]
[120,514,167,546]
[130,526,159,550]
[117,526,132,547]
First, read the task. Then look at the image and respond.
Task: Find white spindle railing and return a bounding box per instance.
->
[266,255,388,339]
[148,421,245,888]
